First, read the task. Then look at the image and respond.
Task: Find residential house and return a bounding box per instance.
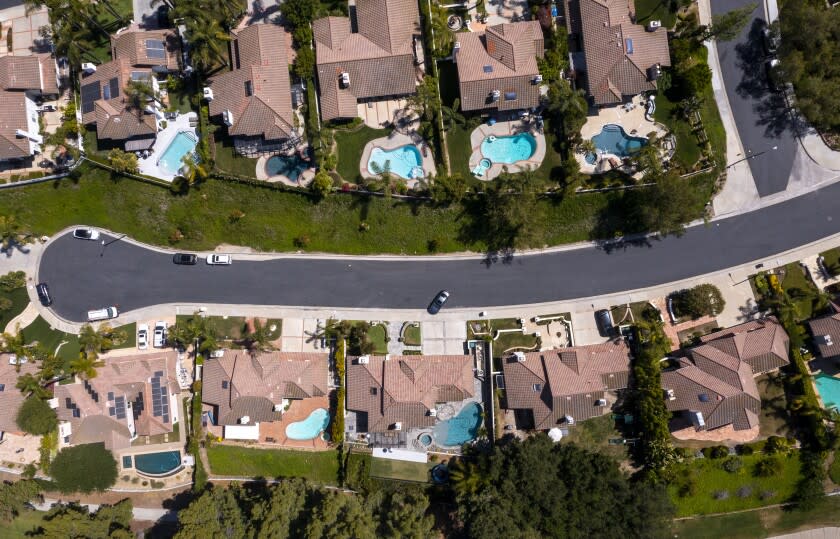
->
[205,24,296,156]
[808,312,840,360]
[502,340,631,430]
[0,54,59,164]
[346,354,475,434]
[563,0,670,106]
[313,0,421,122]
[53,352,180,450]
[0,355,41,438]
[79,27,180,151]
[662,318,789,433]
[455,21,545,112]
[202,351,329,440]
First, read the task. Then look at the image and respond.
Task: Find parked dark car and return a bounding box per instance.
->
[36,283,52,306]
[595,309,614,336]
[173,253,197,265]
[428,290,450,314]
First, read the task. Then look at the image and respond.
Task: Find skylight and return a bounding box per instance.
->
[483,65,493,73]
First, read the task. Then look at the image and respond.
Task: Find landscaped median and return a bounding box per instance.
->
[206,444,340,485]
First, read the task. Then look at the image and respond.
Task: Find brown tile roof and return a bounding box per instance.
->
[0,357,40,434]
[80,58,158,142]
[501,340,631,429]
[808,313,840,359]
[0,53,59,160]
[663,317,789,432]
[208,24,294,141]
[111,28,180,71]
[202,351,329,426]
[346,354,475,432]
[0,56,42,90]
[0,91,31,160]
[565,0,670,105]
[313,0,420,121]
[54,352,178,450]
[456,21,544,112]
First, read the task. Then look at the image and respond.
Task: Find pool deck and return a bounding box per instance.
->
[359,131,436,188]
[137,112,198,182]
[468,119,546,181]
[257,396,331,450]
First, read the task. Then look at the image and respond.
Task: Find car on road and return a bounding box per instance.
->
[137,324,149,350]
[88,306,118,322]
[427,290,450,314]
[173,253,197,265]
[206,254,232,265]
[766,58,780,91]
[153,321,167,348]
[762,22,779,56]
[73,227,100,241]
[36,283,52,306]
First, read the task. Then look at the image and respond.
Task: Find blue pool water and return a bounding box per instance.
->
[814,374,840,410]
[134,451,182,476]
[265,154,310,182]
[584,152,597,165]
[591,124,647,157]
[159,131,197,174]
[433,402,482,447]
[367,145,424,179]
[480,133,536,164]
[285,408,330,440]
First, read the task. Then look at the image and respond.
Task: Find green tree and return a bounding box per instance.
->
[243,319,276,354]
[703,3,757,41]
[0,214,29,249]
[310,169,333,198]
[672,284,726,319]
[481,170,542,250]
[545,80,588,143]
[15,372,47,398]
[0,479,40,522]
[305,490,376,539]
[294,45,315,80]
[33,499,133,538]
[16,395,58,435]
[175,486,246,539]
[180,153,209,185]
[69,352,105,380]
[249,479,308,538]
[107,148,139,174]
[78,323,126,358]
[372,490,435,539]
[630,171,705,237]
[123,79,159,118]
[50,443,118,493]
[428,173,468,204]
[0,270,26,291]
[168,312,219,356]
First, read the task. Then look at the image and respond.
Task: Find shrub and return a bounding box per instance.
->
[764,435,790,454]
[22,463,37,479]
[671,284,725,319]
[760,490,776,501]
[753,456,781,478]
[0,297,12,311]
[0,270,25,291]
[16,396,57,435]
[713,490,729,500]
[151,480,165,489]
[722,456,743,473]
[131,477,139,484]
[50,443,118,493]
[737,485,753,498]
[702,445,729,459]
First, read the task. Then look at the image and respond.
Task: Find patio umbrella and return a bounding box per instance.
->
[548,428,563,442]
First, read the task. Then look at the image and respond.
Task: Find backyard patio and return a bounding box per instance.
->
[468,118,546,181]
[137,112,199,181]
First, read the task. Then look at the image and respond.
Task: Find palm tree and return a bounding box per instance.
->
[0,324,31,360]
[578,139,597,155]
[69,352,104,380]
[168,312,219,357]
[16,373,48,399]
[243,319,276,355]
[124,80,159,119]
[184,18,231,74]
[449,458,488,499]
[0,214,28,249]
[441,98,465,131]
[179,153,209,185]
[79,323,126,358]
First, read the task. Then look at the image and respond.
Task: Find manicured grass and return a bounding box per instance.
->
[674,496,840,539]
[756,372,792,438]
[820,246,840,277]
[610,302,659,326]
[204,315,247,340]
[21,315,80,361]
[87,0,133,64]
[0,286,30,332]
[402,323,421,346]
[446,122,473,178]
[213,134,259,178]
[334,125,389,183]
[781,263,820,320]
[559,414,628,461]
[367,323,388,354]
[206,445,340,484]
[668,452,802,517]
[115,322,136,349]
[633,0,677,28]
[369,456,433,482]
[830,450,840,485]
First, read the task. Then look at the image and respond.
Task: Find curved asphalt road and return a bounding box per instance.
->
[40,179,840,322]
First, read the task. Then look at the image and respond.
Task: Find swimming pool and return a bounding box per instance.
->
[285,408,330,440]
[265,154,309,182]
[158,131,197,174]
[367,145,424,179]
[814,374,840,410]
[480,133,536,164]
[133,450,182,476]
[591,124,647,157]
[432,402,482,447]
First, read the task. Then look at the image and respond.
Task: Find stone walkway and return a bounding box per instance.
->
[387,322,402,355]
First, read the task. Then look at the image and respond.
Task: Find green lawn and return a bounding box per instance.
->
[668,452,802,517]
[674,496,840,539]
[213,133,259,178]
[6,509,47,538]
[0,286,30,331]
[86,0,133,64]
[756,373,792,438]
[559,414,628,461]
[367,323,388,354]
[820,246,840,277]
[633,0,677,28]
[402,323,421,346]
[471,318,540,359]
[206,445,339,484]
[334,125,389,183]
[369,456,433,482]
[21,316,80,361]
[781,263,820,320]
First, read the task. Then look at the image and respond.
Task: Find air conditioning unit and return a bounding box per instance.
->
[357,355,370,364]
[691,411,705,428]
[47,398,59,409]
[393,422,402,431]
[665,389,676,401]
[239,415,250,424]
[428,409,437,417]
[222,109,234,126]
[81,62,97,75]
[340,72,350,88]
[453,41,461,63]
[384,354,390,361]
[647,20,661,31]
[564,415,575,425]
[491,89,501,101]
[595,399,607,406]
[821,335,834,346]
[533,74,543,84]
[202,87,214,101]
[513,351,526,362]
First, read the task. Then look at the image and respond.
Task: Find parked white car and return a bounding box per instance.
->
[153,321,167,348]
[206,254,232,265]
[138,324,149,350]
[73,227,100,241]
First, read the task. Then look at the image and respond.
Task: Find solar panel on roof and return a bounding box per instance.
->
[116,409,126,420]
[0,384,4,392]
[109,77,119,99]
[145,39,166,59]
[483,65,493,73]
[155,371,163,377]
[107,391,114,401]
[81,81,101,114]
[109,407,116,416]
[72,409,80,418]
[162,413,169,423]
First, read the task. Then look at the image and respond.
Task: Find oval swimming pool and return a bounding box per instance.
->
[265,154,309,182]
[432,402,482,447]
[591,124,647,157]
[285,408,330,440]
[367,145,424,179]
[480,133,536,164]
[134,450,182,476]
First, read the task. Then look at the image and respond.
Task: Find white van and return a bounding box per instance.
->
[87,306,118,322]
